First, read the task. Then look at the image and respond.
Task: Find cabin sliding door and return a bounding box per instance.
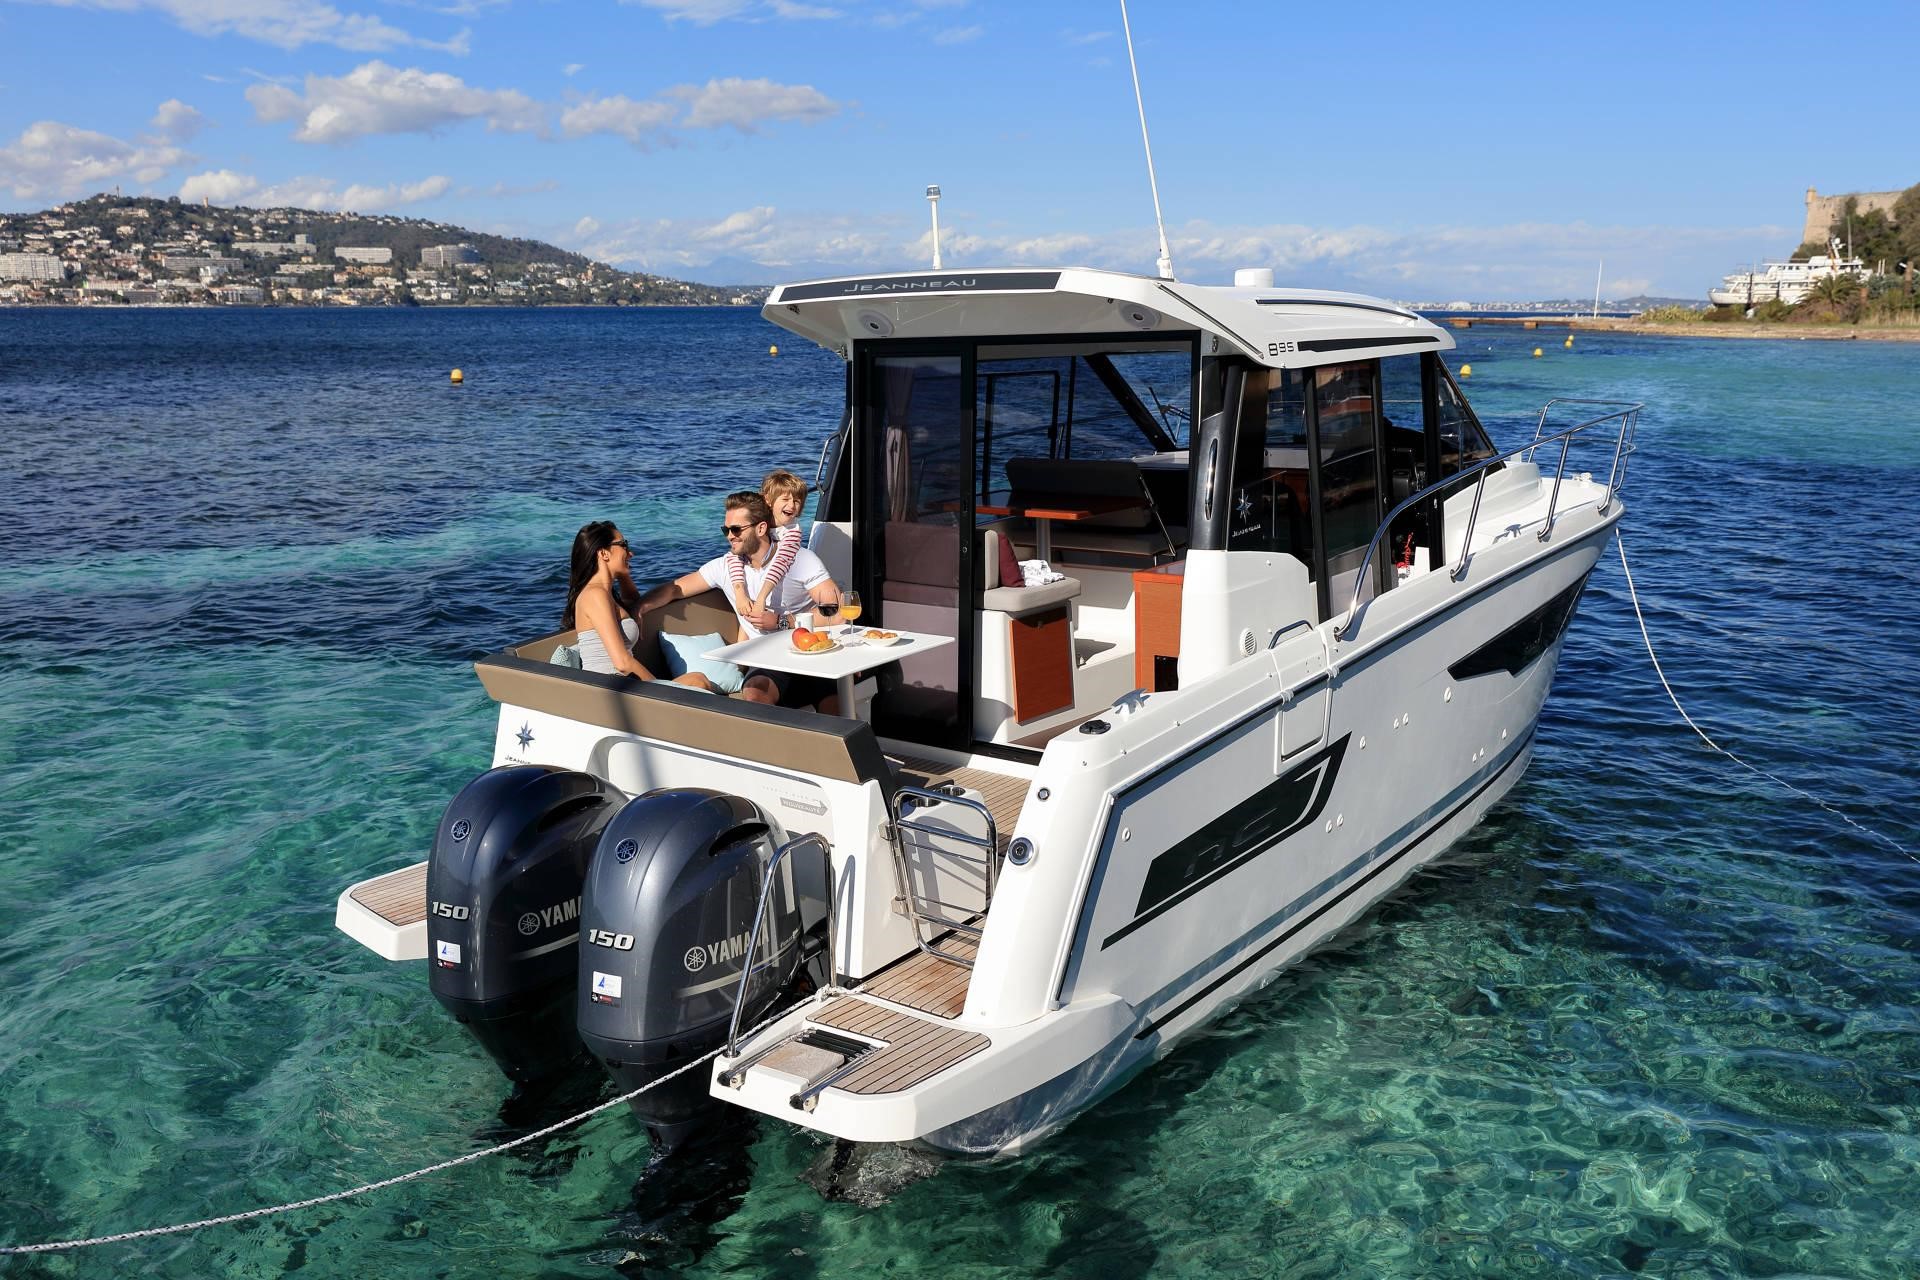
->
[855,346,975,748]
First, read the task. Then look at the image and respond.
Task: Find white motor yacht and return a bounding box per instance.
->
[338,265,1638,1157]
[1708,238,1869,306]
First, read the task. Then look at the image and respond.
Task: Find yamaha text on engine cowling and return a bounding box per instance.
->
[577,789,801,1150]
[427,766,623,1085]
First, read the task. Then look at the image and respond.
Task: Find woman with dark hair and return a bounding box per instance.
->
[563,521,712,689]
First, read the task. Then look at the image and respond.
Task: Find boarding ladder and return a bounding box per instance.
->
[885,784,1000,969]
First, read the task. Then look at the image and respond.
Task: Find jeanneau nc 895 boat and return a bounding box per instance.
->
[338,266,1638,1156]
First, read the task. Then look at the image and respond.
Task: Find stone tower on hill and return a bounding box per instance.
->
[1804,186,1903,244]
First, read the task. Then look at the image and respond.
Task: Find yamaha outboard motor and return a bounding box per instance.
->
[577,789,801,1150]
[428,765,624,1086]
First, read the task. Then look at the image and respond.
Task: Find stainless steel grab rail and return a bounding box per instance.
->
[888,784,1000,968]
[724,830,835,1060]
[1336,398,1640,640]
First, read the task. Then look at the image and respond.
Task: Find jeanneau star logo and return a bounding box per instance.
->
[1236,491,1254,522]
[515,723,534,750]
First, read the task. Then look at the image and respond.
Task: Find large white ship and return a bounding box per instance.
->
[1709,238,1869,306]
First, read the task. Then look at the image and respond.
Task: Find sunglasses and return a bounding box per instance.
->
[722,523,758,537]
[609,539,631,551]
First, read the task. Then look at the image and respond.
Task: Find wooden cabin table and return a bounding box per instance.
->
[703,626,954,718]
[975,490,1148,560]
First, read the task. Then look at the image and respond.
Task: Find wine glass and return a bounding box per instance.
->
[839,588,862,634]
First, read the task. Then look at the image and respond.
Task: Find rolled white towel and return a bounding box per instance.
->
[1018,558,1065,587]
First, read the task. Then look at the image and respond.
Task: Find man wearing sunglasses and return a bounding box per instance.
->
[639,491,841,708]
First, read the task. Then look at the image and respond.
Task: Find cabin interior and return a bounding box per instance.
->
[797,332,1498,759]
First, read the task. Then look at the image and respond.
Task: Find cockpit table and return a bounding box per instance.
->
[975,490,1148,561]
[703,626,954,718]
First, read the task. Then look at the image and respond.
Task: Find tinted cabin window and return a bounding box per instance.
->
[1313,362,1380,607]
[1245,368,1310,563]
[1436,361,1496,480]
[1379,355,1430,572]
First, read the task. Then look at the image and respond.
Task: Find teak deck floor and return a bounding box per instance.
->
[351,862,428,927]
[805,996,990,1095]
[859,935,977,1019]
[890,756,1030,853]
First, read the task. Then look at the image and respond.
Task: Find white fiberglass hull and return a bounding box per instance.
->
[718,488,1617,1157]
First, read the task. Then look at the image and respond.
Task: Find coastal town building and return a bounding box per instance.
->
[232,234,314,256]
[333,246,393,264]
[420,243,481,268]
[161,254,242,274]
[0,251,65,280]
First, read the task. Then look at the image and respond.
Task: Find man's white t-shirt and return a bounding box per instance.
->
[699,542,832,637]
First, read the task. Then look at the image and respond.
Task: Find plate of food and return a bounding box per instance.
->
[859,629,907,646]
[789,627,840,654]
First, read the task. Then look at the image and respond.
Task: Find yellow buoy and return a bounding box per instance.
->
[1532,347,1543,358]
[769,344,779,357]
[1460,363,1472,378]
[450,368,464,384]
[1564,335,1574,348]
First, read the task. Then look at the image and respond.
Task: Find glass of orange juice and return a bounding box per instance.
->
[839,588,862,633]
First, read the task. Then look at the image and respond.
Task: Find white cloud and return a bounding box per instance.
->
[562,62,585,77]
[177,168,452,211]
[0,120,189,201]
[149,99,208,141]
[769,0,841,17]
[626,0,753,22]
[242,62,843,148]
[175,167,256,202]
[246,61,544,143]
[562,206,1786,298]
[1062,28,1112,45]
[670,77,840,131]
[45,0,469,53]
[693,205,775,243]
[933,24,981,44]
[559,94,677,145]
[573,215,601,237]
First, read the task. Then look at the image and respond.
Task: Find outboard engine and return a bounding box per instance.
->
[428,766,623,1086]
[577,789,802,1150]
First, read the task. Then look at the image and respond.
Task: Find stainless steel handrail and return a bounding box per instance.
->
[888,784,1000,967]
[1336,399,1640,640]
[724,830,834,1059]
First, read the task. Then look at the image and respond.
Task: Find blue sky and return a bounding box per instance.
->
[2,0,1915,298]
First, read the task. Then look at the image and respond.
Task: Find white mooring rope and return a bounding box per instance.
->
[1616,534,1914,863]
[0,1005,795,1256]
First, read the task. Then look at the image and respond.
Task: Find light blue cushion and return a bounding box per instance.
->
[657,631,745,694]
[549,643,582,668]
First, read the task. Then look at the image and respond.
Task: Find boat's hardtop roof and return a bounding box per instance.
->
[763,266,1453,369]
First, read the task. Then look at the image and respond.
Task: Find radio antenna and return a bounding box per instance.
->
[926,184,943,269]
[1119,0,1174,280]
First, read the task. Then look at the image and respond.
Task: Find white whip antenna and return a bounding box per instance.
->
[926,184,943,270]
[1119,0,1174,280]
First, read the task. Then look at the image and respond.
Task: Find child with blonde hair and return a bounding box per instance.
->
[728,468,809,625]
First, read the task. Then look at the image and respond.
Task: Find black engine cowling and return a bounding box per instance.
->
[427,765,623,1086]
[577,788,801,1149]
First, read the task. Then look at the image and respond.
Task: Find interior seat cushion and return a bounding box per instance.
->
[657,631,747,693]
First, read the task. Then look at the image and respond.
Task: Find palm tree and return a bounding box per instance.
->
[1808,273,1863,309]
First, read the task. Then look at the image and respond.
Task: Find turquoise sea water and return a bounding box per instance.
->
[1,307,1916,1278]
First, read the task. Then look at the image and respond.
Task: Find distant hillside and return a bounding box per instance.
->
[0,193,765,307]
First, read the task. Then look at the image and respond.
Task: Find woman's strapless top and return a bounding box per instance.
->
[574,615,639,674]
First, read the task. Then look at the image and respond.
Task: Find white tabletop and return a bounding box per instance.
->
[702,625,954,682]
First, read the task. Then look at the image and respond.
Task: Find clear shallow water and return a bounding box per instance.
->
[1,308,1917,1278]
